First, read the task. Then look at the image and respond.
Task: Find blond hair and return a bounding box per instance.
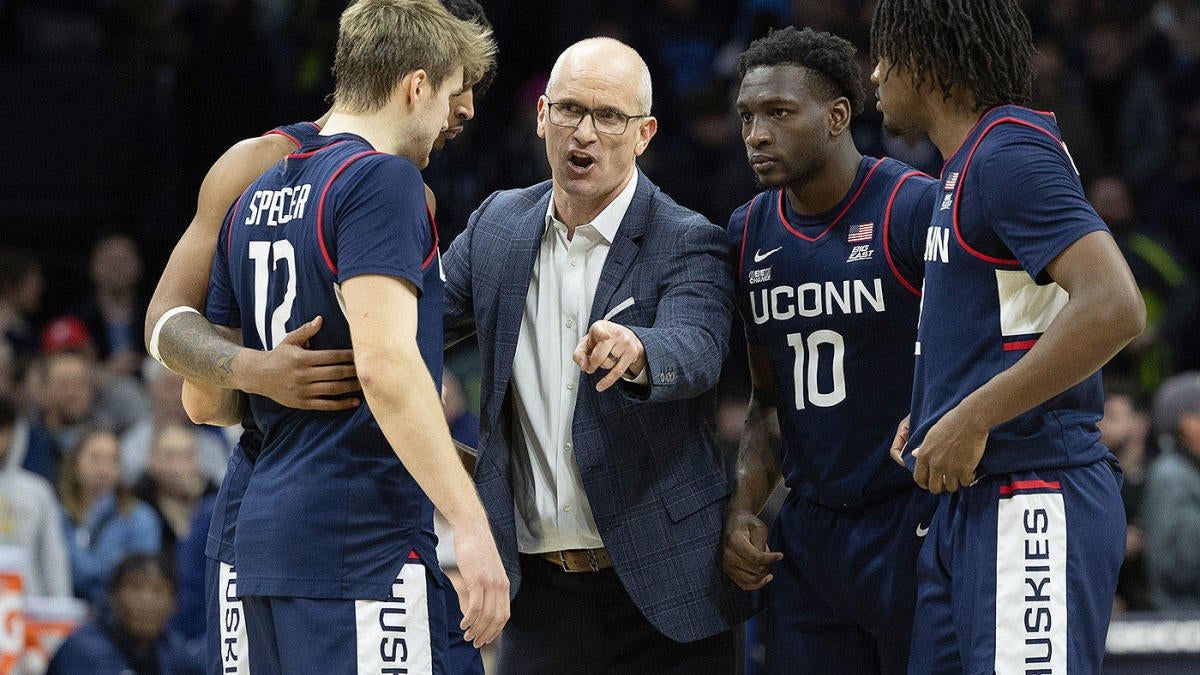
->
[332,0,497,113]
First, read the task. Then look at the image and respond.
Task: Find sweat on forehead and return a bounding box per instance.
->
[546,37,653,115]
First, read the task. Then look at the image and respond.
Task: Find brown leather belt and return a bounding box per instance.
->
[540,547,612,572]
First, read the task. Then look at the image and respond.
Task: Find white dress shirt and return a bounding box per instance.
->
[511,170,640,554]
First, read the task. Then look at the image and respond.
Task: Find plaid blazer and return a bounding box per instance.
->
[442,171,753,642]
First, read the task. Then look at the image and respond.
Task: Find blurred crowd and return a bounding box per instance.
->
[2,0,1200,670]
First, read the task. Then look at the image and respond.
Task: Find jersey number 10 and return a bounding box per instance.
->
[248,240,297,349]
[786,330,846,409]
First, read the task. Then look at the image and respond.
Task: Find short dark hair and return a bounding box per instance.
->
[871,0,1034,111]
[738,27,866,115]
[109,553,175,594]
[442,0,497,96]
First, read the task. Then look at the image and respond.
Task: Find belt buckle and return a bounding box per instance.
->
[555,549,600,572]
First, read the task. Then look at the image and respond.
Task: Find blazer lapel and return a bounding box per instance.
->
[587,172,655,325]
[491,190,551,405]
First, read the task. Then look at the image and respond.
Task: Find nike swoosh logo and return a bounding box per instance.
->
[916,524,930,538]
[754,246,783,263]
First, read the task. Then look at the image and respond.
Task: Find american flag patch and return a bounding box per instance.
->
[847,222,874,243]
[944,172,960,191]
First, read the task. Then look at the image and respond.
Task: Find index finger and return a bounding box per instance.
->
[595,348,637,392]
[572,334,591,369]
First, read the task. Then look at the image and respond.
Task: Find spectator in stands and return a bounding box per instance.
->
[58,427,160,605]
[0,397,70,597]
[1100,384,1153,612]
[1091,175,1200,393]
[0,248,43,360]
[47,553,201,675]
[1143,372,1200,610]
[72,231,146,378]
[132,425,216,571]
[122,361,228,484]
[40,316,148,434]
[23,350,100,483]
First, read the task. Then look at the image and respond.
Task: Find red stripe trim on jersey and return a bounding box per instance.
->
[288,140,348,160]
[1002,339,1039,351]
[777,158,883,243]
[882,168,923,297]
[422,203,440,270]
[408,549,420,560]
[737,193,763,277]
[304,121,322,131]
[951,117,1065,266]
[999,479,1061,495]
[226,189,250,259]
[263,128,301,147]
[316,150,385,275]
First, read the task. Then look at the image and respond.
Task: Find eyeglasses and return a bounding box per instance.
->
[545,99,648,135]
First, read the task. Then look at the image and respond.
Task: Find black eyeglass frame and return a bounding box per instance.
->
[543,98,650,135]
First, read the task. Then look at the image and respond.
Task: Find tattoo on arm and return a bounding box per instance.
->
[159,312,244,388]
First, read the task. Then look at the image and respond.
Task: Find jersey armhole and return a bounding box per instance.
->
[737,193,763,279]
[881,171,923,297]
[422,203,439,270]
[224,188,251,260]
[952,117,1067,267]
[262,128,301,148]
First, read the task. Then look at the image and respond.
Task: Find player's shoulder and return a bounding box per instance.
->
[873,158,937,207]
[332,151,424,194]
[727,190,774,232]
[974,107,1067,162]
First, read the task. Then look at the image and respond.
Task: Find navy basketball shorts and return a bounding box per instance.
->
[206,559,248,675]
[908,459,1125,674]
[764,487,937,674]
[207,557,483,674]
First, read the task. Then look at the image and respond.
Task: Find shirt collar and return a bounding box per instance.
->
[545,169,639,244]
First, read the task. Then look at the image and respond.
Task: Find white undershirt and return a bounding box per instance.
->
[511,170,640,554]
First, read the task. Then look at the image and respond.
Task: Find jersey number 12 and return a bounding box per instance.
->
[786,330,846,409]
[248,240,297,349]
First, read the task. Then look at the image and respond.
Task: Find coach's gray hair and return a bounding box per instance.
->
[546,37,653,115]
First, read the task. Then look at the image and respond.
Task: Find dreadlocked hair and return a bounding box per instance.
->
[871,0,1033,111]
[739,26,866,115]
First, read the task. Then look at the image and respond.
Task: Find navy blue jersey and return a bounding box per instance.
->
[906,105,1111,477]
[235,120,323,462]
[728,156,937,508]
[205,132,445,600]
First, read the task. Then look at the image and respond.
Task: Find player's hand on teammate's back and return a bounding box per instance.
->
[452,521,510,648]
[910,405,987,495]
[247,316,362,411]
[889,415,910,467]
[573,320,647,392]
[722,509,783,591]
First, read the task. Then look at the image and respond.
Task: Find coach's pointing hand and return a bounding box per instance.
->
[722,509,783,591]
[573,320,647,392]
